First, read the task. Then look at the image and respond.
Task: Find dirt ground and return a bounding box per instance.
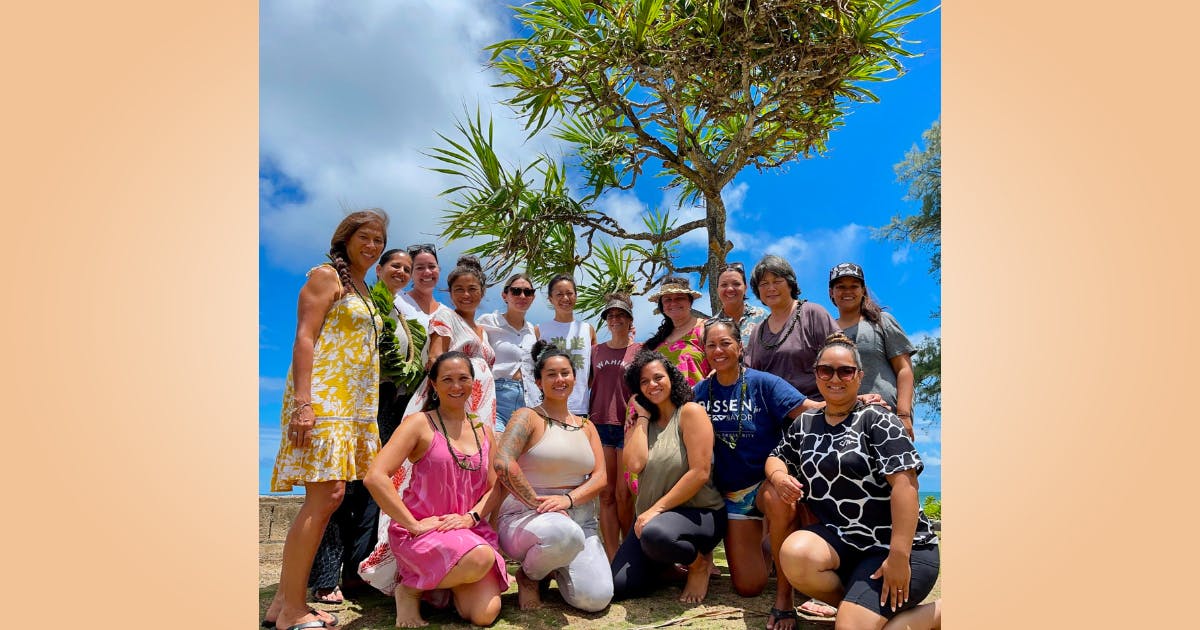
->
[260,538,941,629]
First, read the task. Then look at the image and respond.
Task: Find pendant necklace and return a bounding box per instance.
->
[434,409,483,471]
[709,366,750,450]
[534,405,584,431]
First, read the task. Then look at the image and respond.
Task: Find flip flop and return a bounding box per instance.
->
[798,598,838,618]
[267,609,339,630]
[767,606,798,630]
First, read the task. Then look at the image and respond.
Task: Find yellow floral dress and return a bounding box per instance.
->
[271,267,383,492]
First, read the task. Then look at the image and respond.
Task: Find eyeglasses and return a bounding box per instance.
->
[814,364,860,381]
[506,287,536,297]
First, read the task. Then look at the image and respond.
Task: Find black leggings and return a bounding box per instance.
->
[610,507,727,600]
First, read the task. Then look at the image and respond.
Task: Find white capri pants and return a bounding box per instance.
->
[496,488,614,612]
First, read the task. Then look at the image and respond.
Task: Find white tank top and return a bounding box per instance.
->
[536,319,592,415]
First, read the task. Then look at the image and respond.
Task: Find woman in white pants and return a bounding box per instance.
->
[489,340,613,612]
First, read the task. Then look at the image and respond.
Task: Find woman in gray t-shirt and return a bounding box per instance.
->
[827,262,917,438]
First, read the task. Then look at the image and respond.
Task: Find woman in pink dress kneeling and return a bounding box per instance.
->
[363,351,511,627]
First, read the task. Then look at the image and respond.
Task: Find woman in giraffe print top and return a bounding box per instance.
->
[766,332,941,629]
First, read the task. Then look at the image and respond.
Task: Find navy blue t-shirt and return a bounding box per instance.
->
[693,368,807,493]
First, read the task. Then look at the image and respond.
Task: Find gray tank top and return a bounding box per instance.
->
[635,406,724,515]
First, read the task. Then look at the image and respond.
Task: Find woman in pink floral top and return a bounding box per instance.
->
[642,276,710,386]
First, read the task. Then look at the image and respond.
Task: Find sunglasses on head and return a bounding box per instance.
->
[407,242,437,256]
[703,315,735,327]
[506,287,536,297]
[719,261,744,272]
[814,364,860,381]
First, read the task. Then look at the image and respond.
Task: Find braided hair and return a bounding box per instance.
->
[328,208,389,292]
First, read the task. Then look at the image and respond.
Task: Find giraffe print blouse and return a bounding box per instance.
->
[770,404,939,552]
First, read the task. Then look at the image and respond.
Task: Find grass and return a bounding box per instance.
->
[260,538,942,629]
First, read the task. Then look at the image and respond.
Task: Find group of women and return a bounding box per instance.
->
[264,209,941,630]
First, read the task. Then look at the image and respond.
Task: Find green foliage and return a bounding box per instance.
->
[432,0,929,311]
[912,335,940,422]
[369,281,427,390]
[922,495,941,520]
[878,119,941,278]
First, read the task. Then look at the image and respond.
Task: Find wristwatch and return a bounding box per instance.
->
[469,510,481,524]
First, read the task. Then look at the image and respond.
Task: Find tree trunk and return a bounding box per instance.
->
[703,191,728,315]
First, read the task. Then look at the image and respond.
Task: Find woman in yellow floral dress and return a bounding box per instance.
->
[263,209,388,630]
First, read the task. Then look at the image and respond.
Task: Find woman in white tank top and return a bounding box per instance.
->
[534,274,596,416]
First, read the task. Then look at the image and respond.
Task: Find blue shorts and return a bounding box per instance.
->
[494,378,525,432]
[593,423,624,449]
[723,482,764,521]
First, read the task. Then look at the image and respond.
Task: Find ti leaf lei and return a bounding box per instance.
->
[370,281,427,390]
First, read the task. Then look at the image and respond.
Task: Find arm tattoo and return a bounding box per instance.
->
[492,410,541,508]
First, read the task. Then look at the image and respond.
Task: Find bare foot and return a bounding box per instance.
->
[394,585,428,628]
[679,554,712,604]
[515,568,544,610]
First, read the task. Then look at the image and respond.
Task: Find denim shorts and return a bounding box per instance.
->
[592,423,624,449]
[494,378,525,432]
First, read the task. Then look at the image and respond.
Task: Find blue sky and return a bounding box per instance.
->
[259,0,942,494]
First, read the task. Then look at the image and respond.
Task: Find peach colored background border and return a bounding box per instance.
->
[5,1,1198,627]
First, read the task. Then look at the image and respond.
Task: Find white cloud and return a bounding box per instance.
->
[907,326,942,347]
[260,0,564,272]
[723,181,749,213]
[891,245,910,265]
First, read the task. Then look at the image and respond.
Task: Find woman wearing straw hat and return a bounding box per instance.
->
[642,276,710,387]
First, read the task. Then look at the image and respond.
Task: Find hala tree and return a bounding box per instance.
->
[433,0,928,314]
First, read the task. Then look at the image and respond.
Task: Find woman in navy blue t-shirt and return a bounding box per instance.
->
[694,319,882,630]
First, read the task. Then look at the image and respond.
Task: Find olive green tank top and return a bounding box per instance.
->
[635,406,724,515]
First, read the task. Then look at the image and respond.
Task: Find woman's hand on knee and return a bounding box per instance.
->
[634,506,663,537]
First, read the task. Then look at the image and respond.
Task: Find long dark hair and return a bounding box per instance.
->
[421,351,475,411]
[624,350,693,422]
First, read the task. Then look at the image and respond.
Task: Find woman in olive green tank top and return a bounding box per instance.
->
[611,351,727,604]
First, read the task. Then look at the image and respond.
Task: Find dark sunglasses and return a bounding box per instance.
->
[506,287,536,297]
[719,261,744,272]
[814,364,860,381]
[407,242,437,257]
[703,315,736,327]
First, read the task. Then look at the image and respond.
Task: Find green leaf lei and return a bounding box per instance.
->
[370,281,427,390]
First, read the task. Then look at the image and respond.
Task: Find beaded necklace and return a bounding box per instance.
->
[347,276,380,350]
[756,299,805,351]
[708,366,751,450]
[432,410,483,471]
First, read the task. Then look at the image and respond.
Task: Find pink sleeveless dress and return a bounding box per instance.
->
[387,414,511,592]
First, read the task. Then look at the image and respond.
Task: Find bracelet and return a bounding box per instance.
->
[769,469,785,482]
[291,401,312,414]
[898,413,912,418]
[566,493,575,508]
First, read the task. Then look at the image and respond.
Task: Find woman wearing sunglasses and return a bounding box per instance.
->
[715,262,768,344]
[828,263,917,438]
[768,333,941,630]
[695,318,882,630]
[479,274,539,432]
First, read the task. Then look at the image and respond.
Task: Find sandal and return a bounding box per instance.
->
[798,598,838,618]
[268,609,340,630]
[310,586,344,604]
[766,606,798,630]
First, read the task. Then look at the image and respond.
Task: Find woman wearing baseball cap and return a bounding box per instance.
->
[587,293,642,559]
[827,262,917,438]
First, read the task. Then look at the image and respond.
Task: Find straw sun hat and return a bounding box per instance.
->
[645,277,703,303]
